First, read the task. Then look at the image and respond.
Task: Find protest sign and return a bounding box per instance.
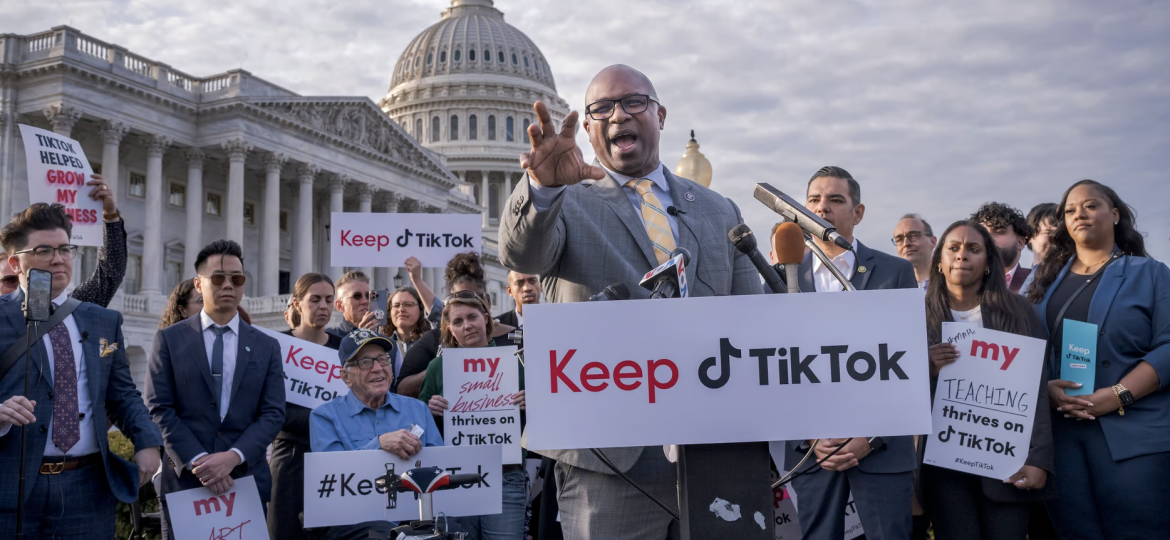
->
[923,323,1045,480]
[330,212,481,268]
[767,442,863,540]
[18,124,103,246]
[165,475,269,540]
[523,289,933,450]
[256,327,349,409]
[303,445,502,528]
[442,346,522,464]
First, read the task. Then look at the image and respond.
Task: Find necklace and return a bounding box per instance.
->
[1076,253,1112,273]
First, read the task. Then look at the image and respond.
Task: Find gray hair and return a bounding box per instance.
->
[900,213,934,236]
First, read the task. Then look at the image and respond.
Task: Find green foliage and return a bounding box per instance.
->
[108,430,162,540]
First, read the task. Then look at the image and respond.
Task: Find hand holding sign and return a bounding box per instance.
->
[428,395,449,416]
[166,475,269,540]
[377,430,423,460]
[1004,464,1047,491]
[85,174,116,216]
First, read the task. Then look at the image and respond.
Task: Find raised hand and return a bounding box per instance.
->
[520,101,606,187]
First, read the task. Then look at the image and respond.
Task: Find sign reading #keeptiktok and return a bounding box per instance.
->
[330,212,481,268]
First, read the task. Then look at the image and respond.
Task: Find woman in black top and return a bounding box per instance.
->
[377,286,431,384]
[921,221,1055,540]
[270,272,341,540]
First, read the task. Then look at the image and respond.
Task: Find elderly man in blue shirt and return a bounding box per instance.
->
[311,329,442,539]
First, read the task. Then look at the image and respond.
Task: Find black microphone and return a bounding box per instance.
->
[588,282,632,302]
[640,247,692,299]
[666,206,685,216]
[728,224,785,294]
[753,183,853,251]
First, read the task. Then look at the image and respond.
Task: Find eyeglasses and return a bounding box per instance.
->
[391,301,419,310]
[14,244,78,261]
[198,273,246,287]
[346,354,392,371]
[891,231,925,246]
[346,291,372,301]
[585,94,660,121]
[1,275,19,287]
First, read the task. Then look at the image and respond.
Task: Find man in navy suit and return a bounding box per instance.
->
[146,239,284,536]
[782,167,918,540]
[0,203,162,539]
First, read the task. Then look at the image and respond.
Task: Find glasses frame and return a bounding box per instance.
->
[13,244,79,261]
[585,94,661,121]
[891,230,926,247]
[198,273,246,287]
[346,354,392,371]
[390,301,419,310]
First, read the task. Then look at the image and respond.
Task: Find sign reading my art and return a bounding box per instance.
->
[18,124,103,246]
[165,475,270,540]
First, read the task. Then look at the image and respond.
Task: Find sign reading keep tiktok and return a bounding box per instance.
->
[19,124,103,246]
[330,212,482,268]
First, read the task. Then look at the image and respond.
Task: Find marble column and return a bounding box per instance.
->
[44,105,83,286]
[140,134,171,296]
[480,171,491,227]
[98,120,128,197]
[357,182,376,280]
[377,191,402,290]
[327,174,349,280]
[183,149,205,280]
[293,164,317,280]
[261,152,286,296]
[222,139,252,246]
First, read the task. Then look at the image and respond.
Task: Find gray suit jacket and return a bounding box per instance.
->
[500,167,763,474]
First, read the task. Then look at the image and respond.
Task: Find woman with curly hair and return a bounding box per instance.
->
[378,286,432,378]
[159,279,202,328]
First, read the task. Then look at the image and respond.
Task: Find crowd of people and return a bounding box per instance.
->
[0,62,1166,540]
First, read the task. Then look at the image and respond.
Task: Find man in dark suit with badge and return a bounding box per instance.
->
[146,240,285,538]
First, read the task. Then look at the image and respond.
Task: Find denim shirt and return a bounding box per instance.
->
[310,390,443,452]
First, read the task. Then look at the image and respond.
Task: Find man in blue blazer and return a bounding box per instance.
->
[781,167,919,540]
[0,203,162,538]
[146,240,284,535]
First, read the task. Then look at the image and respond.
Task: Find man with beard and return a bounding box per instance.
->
[782,166,918,540]
[498,64,761,540]
[891,213,938,288]
[971,202,1033,293]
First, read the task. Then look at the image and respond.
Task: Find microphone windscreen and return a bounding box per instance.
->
[772,222,805,265]
[608,282,631,301]
[728,224,756,253]
[671,247,693,266]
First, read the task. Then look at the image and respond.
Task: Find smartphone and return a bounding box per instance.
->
[24,268,53,322]
[371,289,390,324]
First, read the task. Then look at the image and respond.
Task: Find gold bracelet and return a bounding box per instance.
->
[1112,385,1125,416]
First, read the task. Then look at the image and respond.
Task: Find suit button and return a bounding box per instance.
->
[1099,328,1106,336]
[211,402,217,410]
[47,392,53,400]
[1101,360,1111,368]
[40,425,48,433]
[216,431,222,438]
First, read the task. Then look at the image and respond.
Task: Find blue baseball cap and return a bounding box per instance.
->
[338,329,395,367]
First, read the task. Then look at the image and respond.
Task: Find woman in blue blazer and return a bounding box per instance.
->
[1027,180,1170,539]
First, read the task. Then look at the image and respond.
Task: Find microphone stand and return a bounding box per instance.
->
[802,231,857,291]
[16,320,37,540]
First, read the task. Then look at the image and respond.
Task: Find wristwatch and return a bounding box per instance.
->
[866,437,886,452]
[1113,384,1134,416]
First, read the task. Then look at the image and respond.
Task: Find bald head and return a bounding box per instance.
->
[583,64,666,178]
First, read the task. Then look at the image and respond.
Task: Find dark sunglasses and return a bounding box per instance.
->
[199,273,246,287]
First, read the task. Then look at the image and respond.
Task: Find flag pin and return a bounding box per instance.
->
[858,266,867,273]
[684,191,696,202]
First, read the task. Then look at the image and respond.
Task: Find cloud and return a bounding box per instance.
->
[4,0,1167,263]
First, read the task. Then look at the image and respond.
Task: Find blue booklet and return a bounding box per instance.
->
[1061,319,1098,396]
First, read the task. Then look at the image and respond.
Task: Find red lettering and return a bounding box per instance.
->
[580,362,609,392]
[285,346,303,365]
[352,234,364,246]
[327,364,342,383]
[550,350,580,393]
[340,229,352,246]
[378,235,390,250]
[315,359,328,375]
[364,235,375,246]
[301,355,314,370]
[1000,345,1019,371]
[647,359,678,404]
[612,361,643,391]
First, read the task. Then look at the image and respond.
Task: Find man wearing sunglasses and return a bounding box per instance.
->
[0,203,162,539]
[327,270,383,338]
[499,64,762,540]
[146,239,285,540]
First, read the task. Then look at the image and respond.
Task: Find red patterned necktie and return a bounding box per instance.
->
[48,321,79,453]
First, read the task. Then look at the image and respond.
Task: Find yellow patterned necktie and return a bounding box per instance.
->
[625,178,677,264]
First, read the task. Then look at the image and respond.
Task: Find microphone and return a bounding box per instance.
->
[771,222,804,294]
[728,224,785,294]
[753,183,853,252]
[666,206,685,216]
[640,247,692,299]
[588,282,632,302]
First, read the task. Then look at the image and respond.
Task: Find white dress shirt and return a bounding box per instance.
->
[190,310,245,468]
[527,162,680,245]
[812,238,859,292]
[0,290,98,455]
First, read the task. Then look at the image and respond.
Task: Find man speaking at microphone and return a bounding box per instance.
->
[499,64,761,540]
[782,165,918,540]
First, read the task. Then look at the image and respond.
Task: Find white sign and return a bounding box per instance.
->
[18,124,103,246]
[256,327,350,409]
[442,346,522,464]
[303,446,502,528]
[523,289,933,450]
[767,442,864,540]
[330,212,482,268]
[924,323,1045,480]
[165,475,270,540]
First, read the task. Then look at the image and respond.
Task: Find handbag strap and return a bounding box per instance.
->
[0,296,83,383]
[1048,253,1119,371]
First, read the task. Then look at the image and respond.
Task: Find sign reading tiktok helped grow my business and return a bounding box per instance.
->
[442,346,522,464]
[923,323,1045,480]
[330,212,482,268]
[523,289,934,450]
[18,124,103,246]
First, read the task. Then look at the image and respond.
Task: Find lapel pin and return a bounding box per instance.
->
[245,346,251,352]
[858,265,867,273]
[683,191,696,202]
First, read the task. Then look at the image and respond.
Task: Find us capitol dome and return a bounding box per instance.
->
[379,0,571,233]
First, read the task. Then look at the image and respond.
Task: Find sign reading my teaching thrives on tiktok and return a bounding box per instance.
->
[522,289,934,450]
[18,124,103,246]
[330,212,482,268]
[923,323,1045,480]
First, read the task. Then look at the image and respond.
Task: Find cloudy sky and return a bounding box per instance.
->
[5,0,1168,264]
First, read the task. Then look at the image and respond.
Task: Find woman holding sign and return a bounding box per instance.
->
[270,273,342,540]
[1027,180,1170,538]
[922,220,1055,540]
[418,293,527,540]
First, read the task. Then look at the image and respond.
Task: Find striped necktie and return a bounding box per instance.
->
[625,178,677,264]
